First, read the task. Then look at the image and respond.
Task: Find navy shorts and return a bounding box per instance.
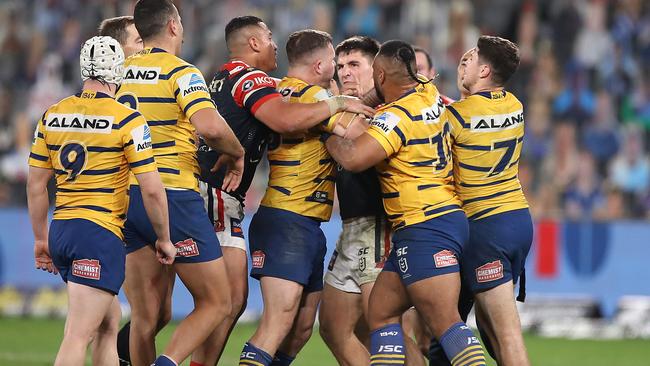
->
[123,185,222,263]
[384,210,469,286]
[249,206,327,292]
[461,208,533,293]
[49,219,125,295]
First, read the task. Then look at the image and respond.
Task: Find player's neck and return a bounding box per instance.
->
[230,54,258,69]
[144,38,177,56]
[286,67,327,89]
[383,82,417,103]
[470,81,502,95]
[82,80,116,97]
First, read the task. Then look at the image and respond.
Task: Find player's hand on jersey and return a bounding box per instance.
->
[336,95,375,118]
[155,239,176,265]
[343,115,370,140]
[34,239,58,274]
[212,154,244,193]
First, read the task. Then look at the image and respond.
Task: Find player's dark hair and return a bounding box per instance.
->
[476,35,520,85]
[413,46,432,70]
[286,29,333,65]
[133,0,176,42]
[225,15,264,46]
[98,16,135,45]
[335,36,379,60]
[378,40,429,85]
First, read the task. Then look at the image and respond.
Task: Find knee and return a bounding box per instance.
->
[230,293,247,319]
[157,305,172,331]
[294,319,316,346]
[318,319,335,343]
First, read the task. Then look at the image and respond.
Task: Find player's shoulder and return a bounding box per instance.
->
[277,77,329,102]
[222,60,267,79]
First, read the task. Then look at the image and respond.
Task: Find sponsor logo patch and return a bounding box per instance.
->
[175,238,199,257]
[327,250,338,271]
[45,113,114,134]
[242,80,254,92]
[420,96,445,124]
[433,250,458,268]
[252,250,265,269]
[230,218,244,238]
[72,259,101,280]
[476,260,504,283]
[398,257,409,273]
[177,72,209,97]
[131,124,152,152]
[122,66,161,84]
[470,110,524,131]
[370,111,400,134]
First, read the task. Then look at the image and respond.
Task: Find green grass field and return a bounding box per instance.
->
[1,318,649,365]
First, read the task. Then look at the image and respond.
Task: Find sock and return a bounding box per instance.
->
[369,323,406,365]
[152,355,177,366]
[270,350,295,366]
[439,322,486,366]
[239,342,273,366]
[189,362,205,366]
[117,321,131,365]
[428,337,452,366]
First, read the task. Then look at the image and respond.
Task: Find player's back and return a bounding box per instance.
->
[260,76,335,221]
[366,82,461,230]
[118,47,216,192]
[29,90,155,238]
[446,90,528,220]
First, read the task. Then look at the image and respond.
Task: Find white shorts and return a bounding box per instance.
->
[199,181,246,251]
[324,215,392,293]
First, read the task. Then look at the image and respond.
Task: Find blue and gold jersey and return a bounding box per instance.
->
[28,90,157,239]
[366,82,461,229]
[117,47,216,191]
[260,77,336,221]
[445,90,528,220]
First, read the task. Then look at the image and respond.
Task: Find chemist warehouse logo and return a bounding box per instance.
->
[72,259,101,280]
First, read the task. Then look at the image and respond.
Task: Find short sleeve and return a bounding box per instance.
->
[28,113,52,169]
[231,69,280,114]
[445,103,468,142]
[174,66,216,119]
[122,114,157,175]
[365,109,407,156]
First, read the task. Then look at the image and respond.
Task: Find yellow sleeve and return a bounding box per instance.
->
[28,114,52,169]
[122,114,157,175]
[365,109,407,156]
[174,66,216,119]
[302,85,337,132]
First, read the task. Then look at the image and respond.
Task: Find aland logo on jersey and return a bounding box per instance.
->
[122,66,161,84]
[45,113,114,134]
[470,109,524,132]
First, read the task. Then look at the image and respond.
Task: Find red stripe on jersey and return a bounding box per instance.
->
[232,70,277,107]
[441,94,455,106]
[215,188,225,229]
[250,93,281,115]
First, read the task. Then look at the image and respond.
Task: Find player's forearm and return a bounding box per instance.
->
[140,185,171,243]
[325,135,364,172]
[26,180,49,242]
[202,127,245,159]
[135,172,171,242]
[265,101,331,134]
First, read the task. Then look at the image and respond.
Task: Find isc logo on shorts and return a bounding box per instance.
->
[175,238,200,257]
[72,259,101,280]
[433,250,458,268]
[476,260,504,283]
[252,250,265,269]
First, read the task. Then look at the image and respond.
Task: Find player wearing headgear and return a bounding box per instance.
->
[98,16,143,58]
[27,35,174,366]
[428,36,532,366]
[116,1,245,366]
[326,40,487,366]
[191,16,373,366]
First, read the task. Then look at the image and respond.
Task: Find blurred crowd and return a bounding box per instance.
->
[1,0,649,221]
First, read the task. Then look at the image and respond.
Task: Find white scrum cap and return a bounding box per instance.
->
[79,36,125,85]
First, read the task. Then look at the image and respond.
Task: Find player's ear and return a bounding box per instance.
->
[249,36,260,52]
[479,63,491,80]
[169,17,179,37]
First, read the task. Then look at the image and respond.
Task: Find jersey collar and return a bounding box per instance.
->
[475,89,507,99]
[75,90,113,99]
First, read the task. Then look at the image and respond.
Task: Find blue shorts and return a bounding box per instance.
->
[383,211,469,286]
[461,208,533,293]
[49,219,125,295]
[123,185,222,263]
[248,206,327,292]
